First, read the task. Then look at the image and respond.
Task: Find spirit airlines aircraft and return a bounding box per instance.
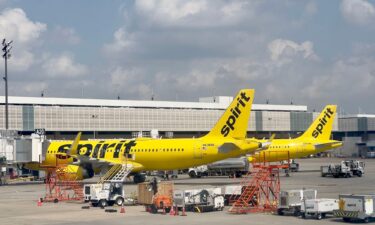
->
[27,89,263,183]
[248,105,342,163]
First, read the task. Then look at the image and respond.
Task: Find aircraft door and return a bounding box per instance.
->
[193,142,203,159]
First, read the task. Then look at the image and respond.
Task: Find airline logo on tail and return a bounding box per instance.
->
[221,92,251,137]
[312,107,335,138]
[298,105,337,140]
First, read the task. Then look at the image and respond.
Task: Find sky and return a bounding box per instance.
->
[0,0,374,114]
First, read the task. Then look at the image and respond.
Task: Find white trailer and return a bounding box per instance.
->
[222,185,242,206]
[334,194,375,223]
[277,189,317,216]
[301,198,339,220]
[173,187,224,212]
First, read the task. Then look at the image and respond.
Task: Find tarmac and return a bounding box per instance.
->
[0,157,374,225]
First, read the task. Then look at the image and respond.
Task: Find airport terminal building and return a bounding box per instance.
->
[0,95,374,161]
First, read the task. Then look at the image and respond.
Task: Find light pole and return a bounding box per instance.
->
[91,114,98,139]
[2,39,12,130]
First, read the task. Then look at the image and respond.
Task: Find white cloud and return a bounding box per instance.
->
[8,50,34,72]
[306,56,375,100]
[103,28,134,54]
[340,0,375,25]
[0,8,46,72]
[305,1,317,15]
[0,8,46,44]
[135,0,207,22]
[133,0,257,28]
[42,54,88,77]
[52,26,80,44]
[268,39,318,64]
[110,67,152,98]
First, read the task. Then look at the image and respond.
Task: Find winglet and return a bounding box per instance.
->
[260,133,275,149]
[68,132,82,155]
[205,89,254,139]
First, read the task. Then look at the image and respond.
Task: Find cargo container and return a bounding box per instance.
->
[301,198,339,219]
[277,189,317,216]
[334,194,375,223]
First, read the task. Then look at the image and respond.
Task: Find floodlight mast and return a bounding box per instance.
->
[2,39,12,130]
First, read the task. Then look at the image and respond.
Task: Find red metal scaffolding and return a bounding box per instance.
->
[228,151,290,214]
[43,165,83,203]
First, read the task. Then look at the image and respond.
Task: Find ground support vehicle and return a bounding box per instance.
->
[277,189,317,216]
[188,157,249,178]
[84,182,125,208]
[138,180,174,214]
[334,194,375,223]
[301,198,339,220]
[321,160,364,178]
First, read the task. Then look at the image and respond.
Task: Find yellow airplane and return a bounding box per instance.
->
[26,89,263,183]
[248,105,342,163]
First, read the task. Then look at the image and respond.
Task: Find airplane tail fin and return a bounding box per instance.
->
[298,105,337,140]
[205,89,254,139]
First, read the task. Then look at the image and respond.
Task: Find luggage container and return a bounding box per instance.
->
[301,198,339,220]
[277,189,317,216]
[173,187,224,212]
[334,194,375,223]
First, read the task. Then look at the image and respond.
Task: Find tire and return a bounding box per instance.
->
[343,217,351,222]
[91,202,98,207]
[115,197,124,206]
[99,199,108,208]
[277,208,284,215]
[293,209,301,217]
[189,171,197,178]
[316,213,322,220]
[150,204,158,214]
[301,213,306,219]
[54,198,59,203]
[363,217,370,223]
[357,171,363,177]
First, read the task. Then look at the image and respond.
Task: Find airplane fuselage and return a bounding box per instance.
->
[46,137,259,173]
[248,138,342,163]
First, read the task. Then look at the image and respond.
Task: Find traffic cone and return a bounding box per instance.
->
[169,206,175,216]
[37,198,43,207]
[120,205,125,213]
[181,206,187,216]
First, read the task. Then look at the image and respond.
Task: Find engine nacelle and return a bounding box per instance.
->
[65,165,94,180]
